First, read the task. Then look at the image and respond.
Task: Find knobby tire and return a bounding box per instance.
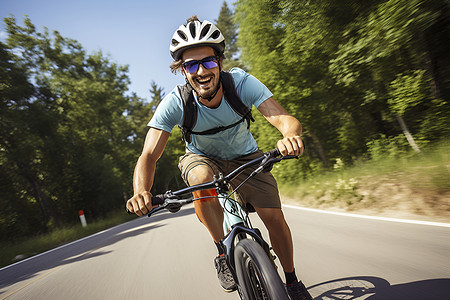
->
[234,239,289,300]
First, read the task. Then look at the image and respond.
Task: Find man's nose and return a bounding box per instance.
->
[196,63,207,75]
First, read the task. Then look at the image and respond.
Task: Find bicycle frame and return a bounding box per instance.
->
[218,192,245,233]
[144,149,297,296]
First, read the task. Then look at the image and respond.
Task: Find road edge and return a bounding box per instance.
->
[282,204,450,228]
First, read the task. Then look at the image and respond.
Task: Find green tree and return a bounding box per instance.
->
[216,1,244,70]
[0,40,48,237]
[0,16,147,240]
[234,0,449,175]
[235,0,351,171]
[149,80,165,112]
[330,0,450,151]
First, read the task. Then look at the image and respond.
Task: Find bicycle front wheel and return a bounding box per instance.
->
[234,239,290,300]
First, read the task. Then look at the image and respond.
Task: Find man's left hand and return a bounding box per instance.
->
[277,136,304,156]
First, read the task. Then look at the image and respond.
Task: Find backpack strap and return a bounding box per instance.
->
[221,71,255,126]
[177,83,197,143]
[178,71,255,143]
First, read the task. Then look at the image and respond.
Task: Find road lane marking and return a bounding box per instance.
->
[0,266,62,299]
[283,204,450,228]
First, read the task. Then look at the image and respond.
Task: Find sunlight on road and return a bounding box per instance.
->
[119,220,160,235]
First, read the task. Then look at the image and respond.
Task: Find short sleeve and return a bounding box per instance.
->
[230,68,273,109]
[147,88,183,133]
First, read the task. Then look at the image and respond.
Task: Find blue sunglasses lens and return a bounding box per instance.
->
[184,61,199,73]
[184,57,218,73]
[202,59,219,69]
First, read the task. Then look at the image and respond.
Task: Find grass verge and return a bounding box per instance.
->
[279,143,450,221]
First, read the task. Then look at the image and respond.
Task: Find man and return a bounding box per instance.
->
[126,16,312,300]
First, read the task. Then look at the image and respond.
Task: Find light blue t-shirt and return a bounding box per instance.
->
[148,68,272,160]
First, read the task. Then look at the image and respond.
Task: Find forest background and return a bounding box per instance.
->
[1,0,449,248]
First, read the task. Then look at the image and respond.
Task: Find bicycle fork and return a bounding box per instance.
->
[217,193,273,289]
[218,192,245,233]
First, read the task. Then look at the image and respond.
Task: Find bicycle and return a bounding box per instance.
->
[141,149,297,300]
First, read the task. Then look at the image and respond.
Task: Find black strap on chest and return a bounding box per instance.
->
[178,71,255,143]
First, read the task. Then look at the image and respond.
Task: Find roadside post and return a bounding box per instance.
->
[78,210,87,227]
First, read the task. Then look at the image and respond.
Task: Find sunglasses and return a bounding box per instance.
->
[182,56,219,74]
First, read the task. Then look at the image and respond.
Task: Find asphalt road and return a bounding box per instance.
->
[1,204,449,300]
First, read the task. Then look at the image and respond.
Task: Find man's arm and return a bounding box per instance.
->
[257,97,304,156]
[126,128,170,216]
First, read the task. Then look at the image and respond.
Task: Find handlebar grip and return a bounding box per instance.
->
[151,194,165,206]
[266,148,281,157]
[126,194,166,214]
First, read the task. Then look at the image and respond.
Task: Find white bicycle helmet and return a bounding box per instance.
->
[170,20,225,60]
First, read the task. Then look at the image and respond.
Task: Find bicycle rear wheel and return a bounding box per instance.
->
[234,239,290,300]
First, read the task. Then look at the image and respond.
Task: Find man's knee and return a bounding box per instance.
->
[256,207,287,227]
[187,165,215,185]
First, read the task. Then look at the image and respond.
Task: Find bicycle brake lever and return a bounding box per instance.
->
[147,205,166,217]
[281,155,298,160]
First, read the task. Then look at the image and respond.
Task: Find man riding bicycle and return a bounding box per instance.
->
[126,16,312,300]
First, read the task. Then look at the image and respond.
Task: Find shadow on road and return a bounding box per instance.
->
[309,276,450,300]
[148,206,196,222]
[0,207,196,293]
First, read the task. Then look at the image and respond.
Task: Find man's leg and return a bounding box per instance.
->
[187,165,224,242]
[186,164,236,292]
[254,207,294,272]
[255,207,313,299]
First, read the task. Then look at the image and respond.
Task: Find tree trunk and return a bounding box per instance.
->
[22,169,60,228]
[309,131,329,166]
[396,116,421,153]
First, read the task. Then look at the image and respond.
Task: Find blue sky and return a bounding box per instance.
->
[0,0,231,100]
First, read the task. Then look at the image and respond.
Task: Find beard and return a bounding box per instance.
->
[189,73,220,100]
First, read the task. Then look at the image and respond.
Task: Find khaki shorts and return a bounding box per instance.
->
[178,151,281,211]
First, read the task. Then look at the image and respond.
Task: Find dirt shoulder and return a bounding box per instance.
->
[281,175,450,224]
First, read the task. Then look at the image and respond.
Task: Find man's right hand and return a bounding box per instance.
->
[126,191,157,216]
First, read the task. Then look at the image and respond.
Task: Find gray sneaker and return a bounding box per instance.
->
[214,254,236,292]
[286,280,313,300]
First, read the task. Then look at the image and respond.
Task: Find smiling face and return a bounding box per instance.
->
[182,46,222,100]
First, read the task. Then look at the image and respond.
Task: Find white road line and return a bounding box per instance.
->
[283,204,450,228]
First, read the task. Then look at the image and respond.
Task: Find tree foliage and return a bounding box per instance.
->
[215,1,244,70]
[0,16,151,240]
[234,0,449,176]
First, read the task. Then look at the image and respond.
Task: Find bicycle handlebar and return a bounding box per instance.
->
[127,148,298,216]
